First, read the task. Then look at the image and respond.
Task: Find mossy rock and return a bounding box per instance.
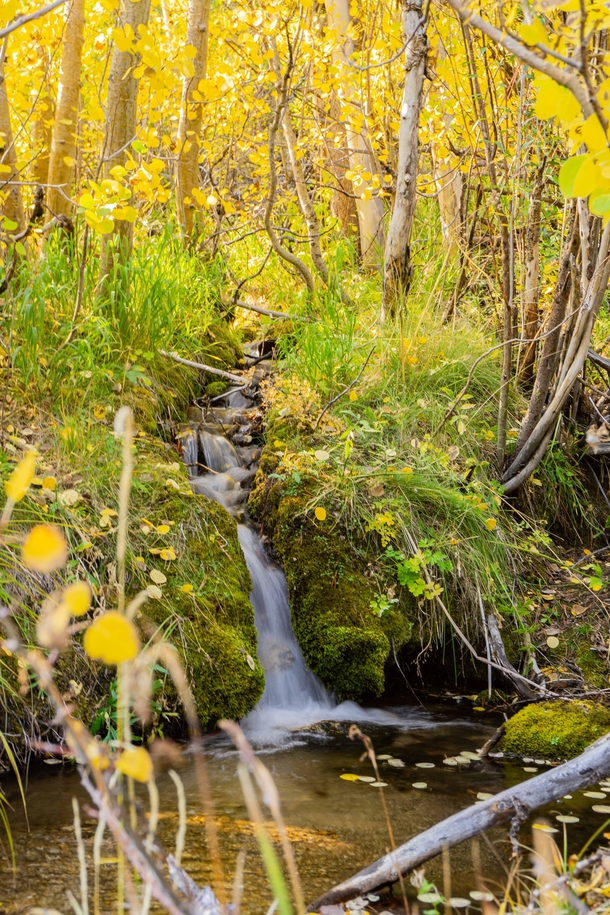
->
[206,381,228,397]
[249,469,414,700]
[501,700,610,760]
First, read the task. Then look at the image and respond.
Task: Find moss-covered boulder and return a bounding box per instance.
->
[501,700,610,760]
[249,465,414,700]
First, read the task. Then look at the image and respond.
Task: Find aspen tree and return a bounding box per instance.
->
[46,0,85,218]
[32,46,54,187]
[383,0,427,310]
[324,0,385,265]
[0,45,24,232]
[100,0,152,278]
[175,0,211,240]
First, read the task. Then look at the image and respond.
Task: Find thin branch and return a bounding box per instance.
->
[158,350,244,383]
[230,299,307,320]
[314,345,376,432]
[0,0,67,39]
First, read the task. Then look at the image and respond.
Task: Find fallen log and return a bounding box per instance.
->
[306,730,610,911]
[230,299,307,320]
[158,350,244,384]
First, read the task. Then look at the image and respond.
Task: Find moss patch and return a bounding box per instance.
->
[249,468,414,700]
[501,700,610,760]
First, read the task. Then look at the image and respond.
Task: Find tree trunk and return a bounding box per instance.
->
[32,46,54,187]
[519,160,545,384]
[324,0,386,265]
[327,92,360,242]
[431,143,462,256]
[0,50,24,232]
[307,729,610,910]
[46,0,85,218]
[382,0,427,311]
[99,0,152,278]
[175,0,210,241]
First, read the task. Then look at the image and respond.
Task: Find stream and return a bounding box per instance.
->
[2,349,610,912]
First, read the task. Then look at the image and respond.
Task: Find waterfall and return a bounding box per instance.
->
[181,375,336,743]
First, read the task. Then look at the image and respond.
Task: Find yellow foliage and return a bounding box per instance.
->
[22,525,68,573]
[5,451,36,503]
[116,746,153,783]
[83,611,140,665]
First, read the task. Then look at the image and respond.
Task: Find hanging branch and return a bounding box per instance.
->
[159,350,244,383]
[314,345,376,431]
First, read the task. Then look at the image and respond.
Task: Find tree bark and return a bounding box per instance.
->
[175,0,210,241]
[32,45,54,187]
[327,92,360,241]
[519,161,544,384]
[431,143,462,256]
[307,729,610,910]
[324,0,386,265]
[46,0,85,217]
[382,0,427,311]
[0,48,24,232]
[99,0,151,278]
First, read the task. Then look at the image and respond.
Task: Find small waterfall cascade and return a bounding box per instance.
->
[179,344,334,740]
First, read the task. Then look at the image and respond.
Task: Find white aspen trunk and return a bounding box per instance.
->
[100,0,151,277]
[430,143,462,255]
[0,51,24,232]
[324,0,385,265]
[46,0,85,217]
[383,0,427,310]
[175,0,211,241]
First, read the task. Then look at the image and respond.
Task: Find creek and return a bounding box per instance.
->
[2,351,610,912]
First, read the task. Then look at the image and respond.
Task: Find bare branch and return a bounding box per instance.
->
[0,0,68,39]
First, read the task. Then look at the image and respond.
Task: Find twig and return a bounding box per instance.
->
[230,299,305,320]
[0,0,68,39]
[314,345,376,431]
[159,350,244,383]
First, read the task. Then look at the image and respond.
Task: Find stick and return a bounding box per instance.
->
[159,350,244,383]
[306,730,610,910]
[231,299,308,321]
[313,345,376,431]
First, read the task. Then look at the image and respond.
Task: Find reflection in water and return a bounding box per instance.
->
[3,703,608,913]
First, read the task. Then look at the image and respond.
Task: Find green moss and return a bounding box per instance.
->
[575,645,609,689]
[206,381,228,397]
[502,700,610,760]
[249,468,414,700]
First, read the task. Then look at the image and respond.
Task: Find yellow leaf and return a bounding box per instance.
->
[22,525,68,573]
[401,466,413,474]
[518,17,547,46]
[156,524,170,534]
[42,476,56,491]
[484,518,497,530]
[314,507,327,521]
[116,746,153,783]
[546,636,560,649]
[349,390,358,402]
[580,114,608,154]
[149,569,166,584]
[37,603,71,648]
[5,451,36,502]
[180,583,194,593]
[93,405,106,420]
[63,156,76,167]
[147,584,162,599]
[113,26,132,52]
[339,773,360,781]
[159,547,176,561]
[62,581,91,616]
[83,611,139,664]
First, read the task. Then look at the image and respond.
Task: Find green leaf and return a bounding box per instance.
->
[2,218,17,231]
[559,155,588,197]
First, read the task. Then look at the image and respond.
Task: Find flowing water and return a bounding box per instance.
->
[2,361,609,912]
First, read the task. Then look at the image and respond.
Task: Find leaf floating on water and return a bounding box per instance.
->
[584,791,607,798]
[369,781,388,788]
[415,762,435,768]
[460,751,480,760]
[387,759,405,768]
[358,776,376,782]
[523,757,534,763]
[556,815,580,823]
[470,891,494,902]
[412,782,427,789]
[449,898,471,908]
[455,756,471,765]
[563,795,573,800]
[534,759,546,765]
[376,755,393,760]
[339,774,360,781]
[477,792,494,801]
[533,824,559,834]
[443,757,458,766]
[418,893,443,904]
[523,767,538,772]
[591,805,610,814]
